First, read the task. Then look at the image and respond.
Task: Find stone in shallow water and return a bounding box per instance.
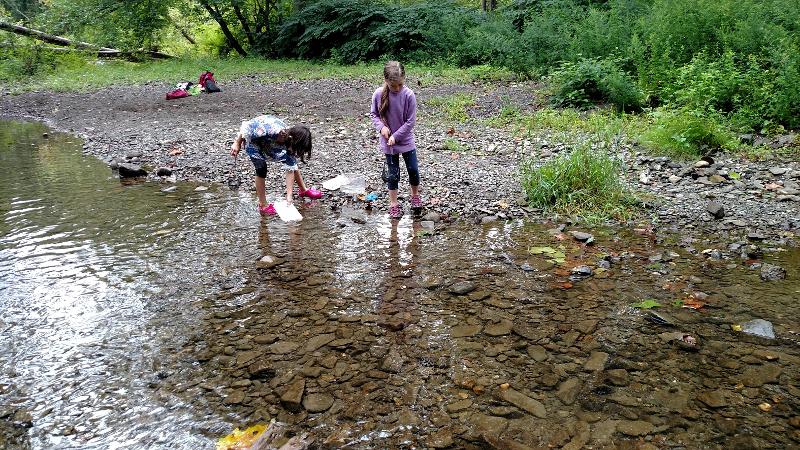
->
[556,378,582,405]
[759,264,786,282]
[617,420,653,436]
[583,352,608,372]
[740,364,781,387]
[451,324,482,338]
[498,388,546,418]
[697,390,727,408]
[302,392,334,413]
[741,319,775,338]
[281,378,305,411]
[449,281,476,295]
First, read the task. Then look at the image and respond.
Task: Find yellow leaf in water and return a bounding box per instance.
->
[731,324,742,332]
[217,424,267,450]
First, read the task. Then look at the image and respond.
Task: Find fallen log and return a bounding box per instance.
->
[0,43,172,59]
[0,20,114,51]
[0,21,172,59]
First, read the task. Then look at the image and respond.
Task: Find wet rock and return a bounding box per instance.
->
[741,319,776,339]
[223,389,245,405]
[583,352,609,372]
[302,392,334,413]
[575,319,598,334]
[707,202,725,220]
[527,345,548,362]
[451,324,482,338]
[556,378,582,405]
[156,167,172,177]
[606,369,629,386]
[269,341,299,354]
[422,212,441,222]
[498,388,546,418]
[446,398,473,413]
[253,334,278,345]
[760,264,787,281]
[117,163,147,178]
[382,348,405,373]
[570,265,593,277]
[481,215,498,224]
[740,364,781,387]
[280,378,305,411]
[697,390,727,408]
[569,231,594,243]
[248,360,274,379]
[484,320,513,336]
[694,160,711,168]
[617,420,653,436]
[256,255,284,269]
[468,413,509,438]
[305,334,335,352]
[449,281,476,295]
[426,429,454,448]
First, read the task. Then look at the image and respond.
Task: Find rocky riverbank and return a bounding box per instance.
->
[1,77,798,246]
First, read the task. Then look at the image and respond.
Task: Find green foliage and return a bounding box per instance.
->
[640,109,738,159]
[455,18,531,76]
[276,0,477,64]
[550,57,644,112]
[427,93,475,122]
[0,42,87,79]
[520,145,636,222]
[41,0,174,50]
[443,138,467,152]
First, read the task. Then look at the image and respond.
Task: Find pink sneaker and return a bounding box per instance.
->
[389,205,403,219]
[299,188,323,199]
[259,204,276,215]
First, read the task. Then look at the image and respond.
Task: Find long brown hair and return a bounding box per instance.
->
[379,61,405,124]
[286,125,312,163]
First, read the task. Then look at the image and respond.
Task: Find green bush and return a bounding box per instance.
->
[0,44,87,80]
[640,109,737,158]
[550,57,644,112]
[520,145,635,222]
[456,19,531,76]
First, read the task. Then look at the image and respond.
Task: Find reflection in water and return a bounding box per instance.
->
[0,122,262,449]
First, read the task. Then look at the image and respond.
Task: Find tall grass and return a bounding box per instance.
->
[520,145,637,223]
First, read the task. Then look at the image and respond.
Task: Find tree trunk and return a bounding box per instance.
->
[0,20,115,51]
[199,1,248,56]
[232,3,256,47]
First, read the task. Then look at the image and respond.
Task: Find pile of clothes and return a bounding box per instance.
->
[166,71,221,100]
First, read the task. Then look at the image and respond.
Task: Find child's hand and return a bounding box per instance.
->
[387,135,396,146]
[380,126,390,140]
[230,142,240,157]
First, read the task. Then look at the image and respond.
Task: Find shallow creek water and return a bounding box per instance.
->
[1,121,798,449]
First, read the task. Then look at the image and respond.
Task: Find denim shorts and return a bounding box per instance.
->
[246,143,298,176]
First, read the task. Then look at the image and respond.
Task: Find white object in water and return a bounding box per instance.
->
[274,200,303,222]
[322,174,350,191]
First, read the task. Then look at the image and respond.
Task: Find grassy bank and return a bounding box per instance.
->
[0,55,517,93]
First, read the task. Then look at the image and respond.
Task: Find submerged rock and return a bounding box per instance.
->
[117,163,147,178]
[760,264,787,281]
[741,319,776,339]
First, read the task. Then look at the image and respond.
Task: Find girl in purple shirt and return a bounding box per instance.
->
[370,61,423,219]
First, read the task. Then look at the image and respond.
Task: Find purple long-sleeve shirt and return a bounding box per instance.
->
[370,85,417,154]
